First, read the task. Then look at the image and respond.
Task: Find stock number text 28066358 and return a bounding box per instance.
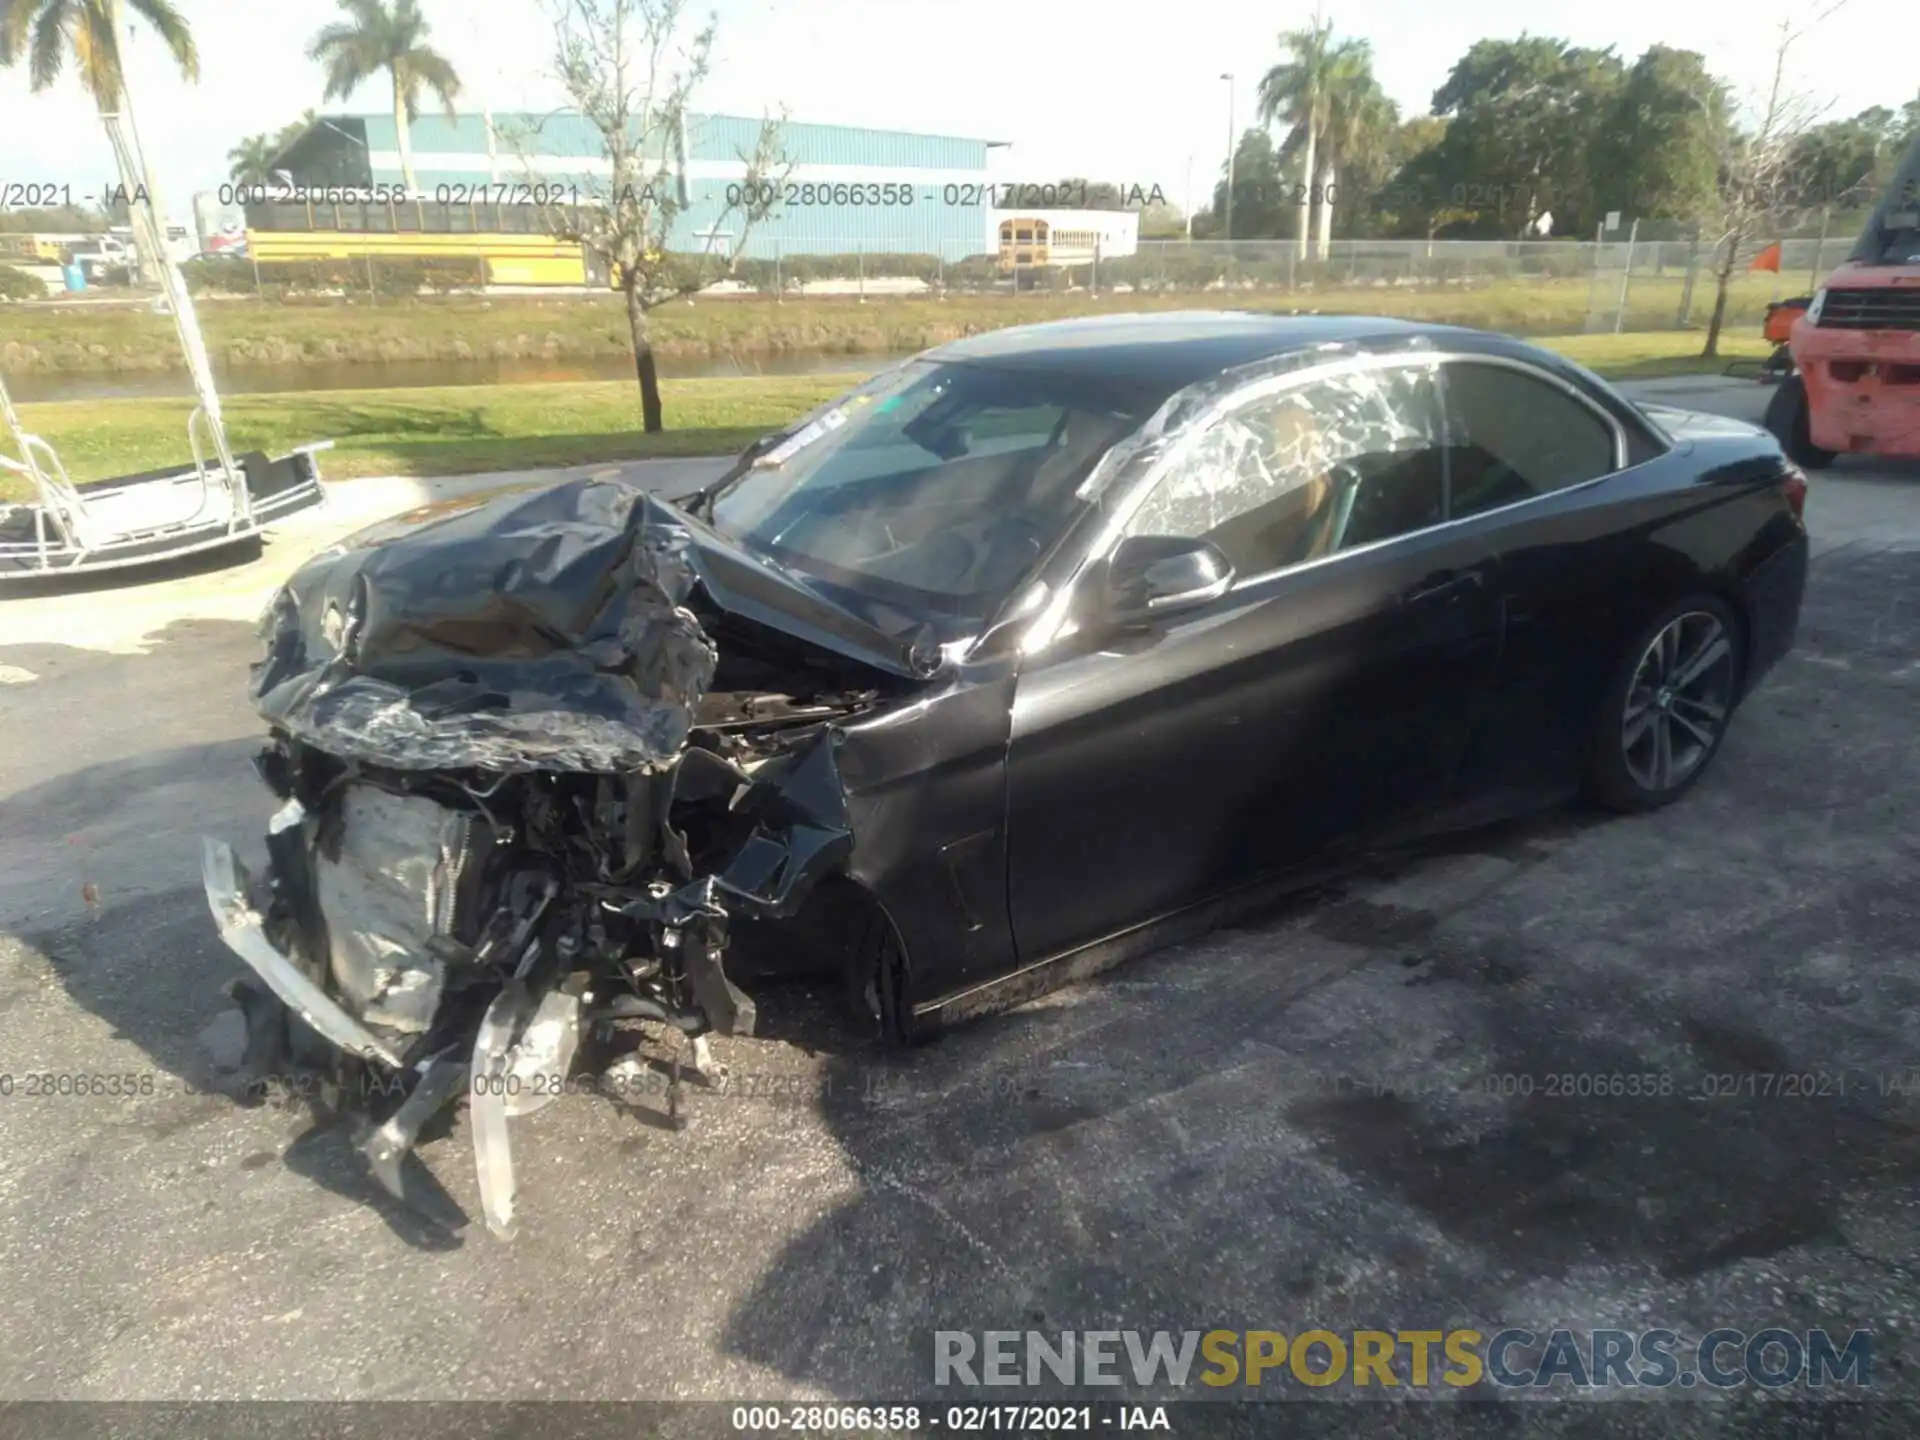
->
[217,181,413,206]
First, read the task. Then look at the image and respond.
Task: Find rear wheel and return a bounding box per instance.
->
[1587,597,1742,813]
[1762,373,1835,469]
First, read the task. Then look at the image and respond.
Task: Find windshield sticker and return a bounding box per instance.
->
[753,419,827,468]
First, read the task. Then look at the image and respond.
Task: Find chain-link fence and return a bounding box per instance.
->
[20,231,1852,338]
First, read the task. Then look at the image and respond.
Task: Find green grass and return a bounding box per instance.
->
[0,275,1793,375]
[0,331,1775,504]
[6,374,845,498]
[1541,331,1772,378]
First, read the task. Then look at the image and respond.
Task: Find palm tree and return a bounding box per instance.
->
[1,0,198,281]
[1315,51,1398,259]
[307,0,460,195]
[0,0,196,101]
[227,111,319,190]
[1257,15,1342,260]
[275,107,319,153]
[227,134,277,187]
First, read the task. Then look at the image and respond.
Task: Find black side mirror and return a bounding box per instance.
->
[1101,534,1234,627]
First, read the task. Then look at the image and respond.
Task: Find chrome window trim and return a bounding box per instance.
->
[1017,347,1629,655]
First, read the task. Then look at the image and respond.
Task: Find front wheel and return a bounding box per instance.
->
[1762,373,1835,469]
[1587,598,1743,813]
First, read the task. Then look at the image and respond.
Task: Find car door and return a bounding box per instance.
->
[1003,355,1505,967]
[1432,357,1647,808]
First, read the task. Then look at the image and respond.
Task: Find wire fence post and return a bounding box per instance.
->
[857,237,865,303]
[774,239,782,302]
[1091,235,1100,297]
[1585,223,1602,317]
[366,254,377,304]
[1677,228,1700,327]
[1612,218,1639,334]
[252,252,262,299]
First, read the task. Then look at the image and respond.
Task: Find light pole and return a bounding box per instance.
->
[1221,73,1236,243]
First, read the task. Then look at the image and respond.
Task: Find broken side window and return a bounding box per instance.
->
[1124,361,1446,577]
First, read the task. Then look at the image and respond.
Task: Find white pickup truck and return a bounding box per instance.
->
[69,225,193,281]
[68,234,132,281]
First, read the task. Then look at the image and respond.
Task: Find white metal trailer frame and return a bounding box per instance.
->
[0,110,327,581]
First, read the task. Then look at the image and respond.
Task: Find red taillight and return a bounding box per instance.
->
[1780,465,1808,521]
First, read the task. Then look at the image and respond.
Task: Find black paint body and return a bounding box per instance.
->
[275,313,1810,1036]
[769,316,1808,1029]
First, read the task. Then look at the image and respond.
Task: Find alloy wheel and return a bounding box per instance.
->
[1621,610,1735,793]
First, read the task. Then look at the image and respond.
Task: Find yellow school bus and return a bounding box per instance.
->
[243,195,592,286]
[0,233,84,264]
[996,216,1105,271]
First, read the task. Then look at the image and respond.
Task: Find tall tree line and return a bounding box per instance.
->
[1197,27,1920,245]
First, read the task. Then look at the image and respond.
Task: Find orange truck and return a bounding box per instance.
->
[1766,133,1920,467]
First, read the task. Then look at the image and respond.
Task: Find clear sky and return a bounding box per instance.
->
[0,0,1910,225]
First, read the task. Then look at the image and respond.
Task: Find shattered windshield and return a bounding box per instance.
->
[708,361,1152,620]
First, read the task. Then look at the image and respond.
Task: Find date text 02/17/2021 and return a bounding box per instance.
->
[728,1405,1169,1432]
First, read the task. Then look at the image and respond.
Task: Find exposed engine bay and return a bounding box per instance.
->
[201,478,930,1238]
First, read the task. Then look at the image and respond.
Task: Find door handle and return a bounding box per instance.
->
[1403,569,1485,605]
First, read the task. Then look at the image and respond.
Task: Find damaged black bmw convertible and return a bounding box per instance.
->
[202,312,1809,1236]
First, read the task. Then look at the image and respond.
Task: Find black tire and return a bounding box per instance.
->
[1587,596,1744,813]
[839,890,919,1046]
[1762,373,1835,470]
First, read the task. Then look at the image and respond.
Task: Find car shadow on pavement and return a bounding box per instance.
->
[710,544,1920,1423]
[5,549,1917,1412]
[2,732,474,1251]
[712,815,1920,1414]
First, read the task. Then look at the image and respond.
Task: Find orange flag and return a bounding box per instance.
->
[1750,241,1783,272]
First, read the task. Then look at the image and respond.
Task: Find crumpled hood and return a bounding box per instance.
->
[253,477,934,773]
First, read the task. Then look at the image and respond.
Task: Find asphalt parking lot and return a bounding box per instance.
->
[1,376,1918,1433]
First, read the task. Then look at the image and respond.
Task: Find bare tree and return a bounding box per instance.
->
[518,0,783,431]
[1699,12,1841,357]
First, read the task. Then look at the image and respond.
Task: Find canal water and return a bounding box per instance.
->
[8,350,913,404]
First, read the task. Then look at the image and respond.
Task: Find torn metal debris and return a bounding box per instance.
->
[203,478,908,1238]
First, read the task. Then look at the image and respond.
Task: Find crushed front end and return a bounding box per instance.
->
[201,478,913,1238]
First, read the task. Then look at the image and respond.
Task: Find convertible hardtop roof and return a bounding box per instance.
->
[924,310,1530,398]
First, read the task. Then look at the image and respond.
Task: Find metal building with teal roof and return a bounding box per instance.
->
[268,111,1005,262]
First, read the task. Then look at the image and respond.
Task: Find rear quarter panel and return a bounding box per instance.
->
[1460,432,1805,804]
